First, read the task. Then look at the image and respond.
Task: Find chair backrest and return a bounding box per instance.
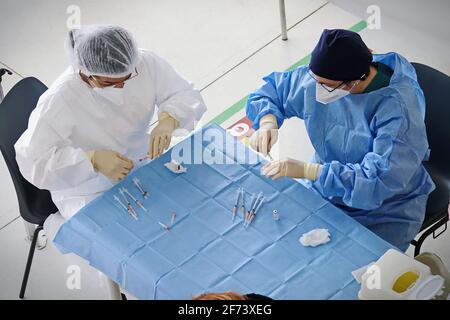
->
[412,63,450,177]
[0,77,58,225]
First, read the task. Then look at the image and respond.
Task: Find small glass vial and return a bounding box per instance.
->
[272,209,280,221]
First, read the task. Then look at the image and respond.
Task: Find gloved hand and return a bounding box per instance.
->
[86,150,134,181]
[262,158,322,181]
[148,112,179,159]
[250,114,278,156]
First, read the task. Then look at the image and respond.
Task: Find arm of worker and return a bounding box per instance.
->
[313,98,430,210]
[245,69,307,130]
[15,97,134,189]
[245,69,307,155]
[14,115,101,191]
[152,52,206,131]
[146,52,206,158]
[262,158,322,181]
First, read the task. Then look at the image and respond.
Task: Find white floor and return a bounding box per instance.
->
[0,0,449,299]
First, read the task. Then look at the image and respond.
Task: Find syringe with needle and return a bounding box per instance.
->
[113,195,138,220]
[119,188,139,219]
[121,187,147,212]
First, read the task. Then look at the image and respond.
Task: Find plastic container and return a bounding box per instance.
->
[357,249,444,300]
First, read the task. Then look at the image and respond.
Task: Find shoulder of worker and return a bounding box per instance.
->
[261,64,310,86]
[31,67,80,124]
[372,52,426,122]
[136,48,172,70]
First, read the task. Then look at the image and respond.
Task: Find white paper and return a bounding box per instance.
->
[299,228,330,247]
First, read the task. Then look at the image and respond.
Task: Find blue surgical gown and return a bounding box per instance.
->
[246,52,435,251]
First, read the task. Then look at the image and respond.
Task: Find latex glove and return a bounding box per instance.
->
[250,114,278,156]
[86,150,134,181]
[148,112,179,159]
[262,158,322,181]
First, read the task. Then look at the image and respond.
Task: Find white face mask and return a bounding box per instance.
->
[93,86,125,105]
[315,82,350,105]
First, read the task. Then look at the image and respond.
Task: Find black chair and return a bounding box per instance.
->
[0,77,58,298]
[0,68,13,101]
[410,63,450,256]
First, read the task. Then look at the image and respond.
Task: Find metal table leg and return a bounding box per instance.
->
[279,0,288,41]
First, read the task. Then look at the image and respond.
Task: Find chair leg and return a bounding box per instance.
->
[19,225,43,299]
[102,273,122,300]
[23,220,36,242]
[411,215,449,257]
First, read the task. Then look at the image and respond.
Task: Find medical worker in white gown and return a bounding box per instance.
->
[14,25,207,222]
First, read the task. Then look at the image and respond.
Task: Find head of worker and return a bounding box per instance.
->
[251,29,372,156]
[193,292,247,300]
[193,291,272,300]
[65,25,139,181]
[309,29,373,104]
[67,25,178,174]
[254,29,373,182]
[67,25,139,93]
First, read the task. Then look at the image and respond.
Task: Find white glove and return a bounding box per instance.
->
[250,114,278,156]
[262,158,322,181]
[86,150,134,181]
[148,112,179,159]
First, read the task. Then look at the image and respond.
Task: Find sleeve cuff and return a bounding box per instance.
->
[252,111,284,130]
[157,111,180,129]
[259,114,278,128]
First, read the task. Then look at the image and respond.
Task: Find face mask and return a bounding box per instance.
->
[315,82,351,105]
[93,86,125,105]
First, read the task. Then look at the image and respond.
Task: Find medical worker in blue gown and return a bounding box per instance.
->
[246,29,435,251]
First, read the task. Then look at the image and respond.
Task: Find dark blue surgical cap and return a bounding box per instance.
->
[309,29,372,81]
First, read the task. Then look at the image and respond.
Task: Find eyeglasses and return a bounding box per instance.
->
[126,68,139,81]
[83,68,139,88]
[308,69,365,93]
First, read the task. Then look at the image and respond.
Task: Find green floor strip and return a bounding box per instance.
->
[349,20,368,33]
[207,20,368,126]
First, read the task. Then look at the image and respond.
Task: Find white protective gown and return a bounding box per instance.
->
[15,49,206,219]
